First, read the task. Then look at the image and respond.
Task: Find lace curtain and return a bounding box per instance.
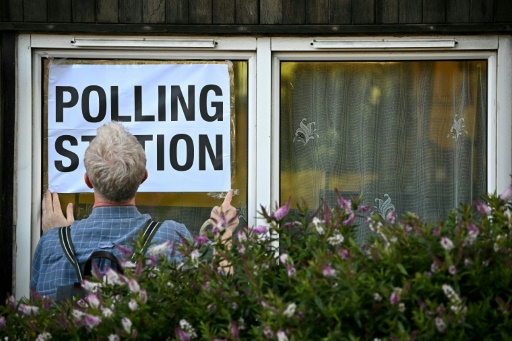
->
[280,61,487,239]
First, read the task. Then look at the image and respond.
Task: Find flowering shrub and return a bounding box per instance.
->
[2,190,512,340]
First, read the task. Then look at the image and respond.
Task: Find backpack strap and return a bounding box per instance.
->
[139,220,162,253]
[58,225,83,282]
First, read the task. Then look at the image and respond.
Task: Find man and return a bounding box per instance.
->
[31,121,238,298]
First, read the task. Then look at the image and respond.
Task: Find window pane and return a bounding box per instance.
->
[43,60,248,236]
[280,61,487,236]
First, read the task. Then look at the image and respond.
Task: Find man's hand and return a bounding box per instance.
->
[42,190,74,233]
[210,189,239,239]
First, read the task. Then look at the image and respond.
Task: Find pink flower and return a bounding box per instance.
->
[386,210,396,224]
[115,244,133,258]
[194,235,209,246]
[342,211,356,226]
[322,264,336,277]
[390,288,402,305]
[476,201,491,217]
[432,226,441,237]
[84,314,101,330]
[435,317,446,333]
[448,265,457,275]
[340,249,349,260]
[0,316,6,329]
[441,237,454,251]
[287,265,296,277]
[500,183,512,201]
[128,279,140,293]
[18,304,39,316]
[271,199,291,221]
[251,226,268,235]
[175,328,191,341]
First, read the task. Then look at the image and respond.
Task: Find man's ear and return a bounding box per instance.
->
[84,174,94,189]
[141,169,148,184]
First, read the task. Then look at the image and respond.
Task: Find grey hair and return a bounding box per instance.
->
[84,121,146,202]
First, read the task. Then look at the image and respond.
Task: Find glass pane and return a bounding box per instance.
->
[280,60,487,237]
[43,59,248,236]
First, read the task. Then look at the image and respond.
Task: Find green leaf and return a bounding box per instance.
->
[396,263,408,275]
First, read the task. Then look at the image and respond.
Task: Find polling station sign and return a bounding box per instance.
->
[47,62,231,193]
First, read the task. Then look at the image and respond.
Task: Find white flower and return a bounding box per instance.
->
[283,303,296,317]
[279,253,289,264]
[190,249,200,267]
[327,233,344,245]
[102,308,113,318]
[128,279,140,293]
[179,319,197,339]
[435,317,446,333]
[18,304,39,316]
[312,217,325,235]
[442,284,461,304]
[277,330,289,341]
[71,309,85,320]
[128,299,139,312]
[440,237,454,251]
[121,261,136,268]
[121,317,132,333]
[86,294,100,309]
[35,332,52,341]
[103,268,124,286]
[108,335,120,341]
[147,240,172,257]
[82,280,102,292]
[398,303,405,312]
[373,293,382,302]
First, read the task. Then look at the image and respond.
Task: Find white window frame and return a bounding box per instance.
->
[270,36,512,206]
[14,34,511,299]
[15,34,265,299]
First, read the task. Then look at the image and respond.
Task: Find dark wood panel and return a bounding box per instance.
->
[236,0,258,24]
[213,0,235,24]
[447,0,470,23]
[307,0,330,24]
[261,0,282,24]
[97,0,119,23]
[282,0,305,24]
[1,0,24,21]
[72,0,95,23]
[352,0,375,24]
[495,0,512,22]
[24,0,47,22]
[0,32,15,300]
[48,0,72,22]
[1,22,512,35]
[167,0,188,24]
[119,0,142,23]
[143,0,165,23]
[423,0,445,23]
[399,0,422,23]
[376,0,398,23]
[190,0,212,24]
[330,0,351,24]
[470,0,493,22]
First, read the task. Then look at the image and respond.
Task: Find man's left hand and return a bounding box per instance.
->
[42,190,74,233]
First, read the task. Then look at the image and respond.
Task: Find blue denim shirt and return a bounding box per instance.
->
[30,206,191,298]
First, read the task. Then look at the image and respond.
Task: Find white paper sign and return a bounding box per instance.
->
[47,63,231,193]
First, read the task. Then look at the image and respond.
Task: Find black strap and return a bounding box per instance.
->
[138,220,163,254]
[58,220,162,282]
[58,226,83,282]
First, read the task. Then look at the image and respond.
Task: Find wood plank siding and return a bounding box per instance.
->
[0,0,510,33]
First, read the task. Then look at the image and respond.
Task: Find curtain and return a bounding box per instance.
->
[280,61,487,240]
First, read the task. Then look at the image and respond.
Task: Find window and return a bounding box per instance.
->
[14,35,511,298]
[280,60,487,238]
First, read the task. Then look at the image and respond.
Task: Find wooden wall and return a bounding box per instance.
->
[0,0,511,34]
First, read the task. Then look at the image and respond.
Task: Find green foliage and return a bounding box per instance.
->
[2,191,512,340]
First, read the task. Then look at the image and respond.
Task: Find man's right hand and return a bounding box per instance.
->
[42,190,74,233]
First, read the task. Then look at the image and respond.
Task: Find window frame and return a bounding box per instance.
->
[15,34,260,298]
[14,34,511,299]
[270,36,512,207]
